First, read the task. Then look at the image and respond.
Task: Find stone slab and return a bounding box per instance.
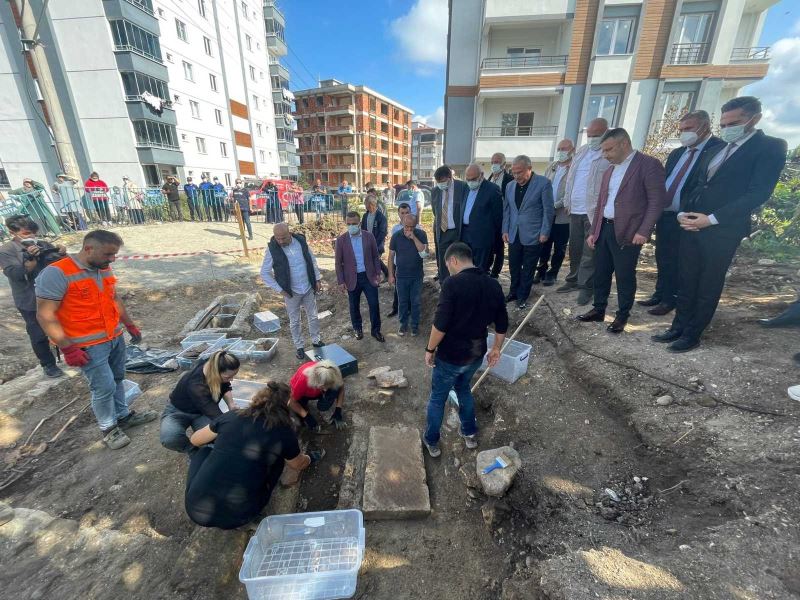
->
[362,426,431,519]
[476,446,522,497]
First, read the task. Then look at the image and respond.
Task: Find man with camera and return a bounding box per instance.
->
[0,215,65,377]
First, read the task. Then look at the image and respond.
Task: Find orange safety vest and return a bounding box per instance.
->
[50,256,123,347]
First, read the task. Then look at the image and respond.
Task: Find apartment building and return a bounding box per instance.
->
[411,121,444,185]
[156,0,281,184]
[265,0,299,181]
[0,0,184,188]
[445,0,778,173]
[293,79,413,189]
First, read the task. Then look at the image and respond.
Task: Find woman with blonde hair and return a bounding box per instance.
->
[288,359,346,431]
[160,350,240,453]
[186,381,323,529]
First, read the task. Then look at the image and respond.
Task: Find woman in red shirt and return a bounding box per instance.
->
[84,171,111,225]
[289,360,346,431]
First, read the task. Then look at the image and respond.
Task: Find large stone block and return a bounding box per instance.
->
[362,426,431,519]
[476,446,522,497]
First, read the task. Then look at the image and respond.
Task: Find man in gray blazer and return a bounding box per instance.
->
[502,155,554,310]
[431,165,467,282]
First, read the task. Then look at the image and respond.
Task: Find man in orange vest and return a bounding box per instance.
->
[35,230,156,449]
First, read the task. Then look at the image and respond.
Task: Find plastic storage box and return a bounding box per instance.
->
[254,310,281,334]
[123,379,142,405]
[227,338,279,363]
[176,342,210,370]
[180,331,227,350]
[478,332,532,384]
[198,337,241,361]
[239,509,365,600]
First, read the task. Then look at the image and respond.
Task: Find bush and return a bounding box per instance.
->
[749,166,800,258]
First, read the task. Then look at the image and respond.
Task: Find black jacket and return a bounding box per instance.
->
[360,209,388,253]
[431,180,468,242]
[681,130,787,237]
[461,179,502,249]
[231,187,250,212]
[267,233,317,297]
[664,135,725,205]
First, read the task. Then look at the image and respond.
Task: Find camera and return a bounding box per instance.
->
[21,239,62,267]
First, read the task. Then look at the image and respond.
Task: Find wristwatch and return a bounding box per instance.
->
[425,347,436,353]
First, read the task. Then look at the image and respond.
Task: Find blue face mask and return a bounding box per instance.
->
[347,224,360,235]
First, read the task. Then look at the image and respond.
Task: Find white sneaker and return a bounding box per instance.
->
[423,441,441,458]
[463,434,478,449]
[788,385,800,402]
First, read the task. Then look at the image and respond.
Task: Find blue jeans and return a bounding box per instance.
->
[347,272,381,334]
[160,403,212,453]
[424,357,481,447]
[81,335,129,431]
[396,276,422,330]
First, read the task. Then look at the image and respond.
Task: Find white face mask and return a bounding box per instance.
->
[720,117,754,144]
[556,150,571,162]
[587,137,601,150]
[490,163,503,174]
[436,181,450,191]
[466,179,481,191]
[679,131,699,147]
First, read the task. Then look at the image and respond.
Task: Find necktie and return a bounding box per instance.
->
[440,186,450,232]
[707,143,735,180]
[665,148,697,209]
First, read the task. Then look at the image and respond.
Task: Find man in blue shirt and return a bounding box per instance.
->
[199,175,214,222]
[183,177,200,221]
[338,180,353,220]
[212,177,228,221]
[388,213,428,336]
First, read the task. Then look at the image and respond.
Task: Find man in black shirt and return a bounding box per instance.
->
[423,242,508,457]
[162,176,182,221]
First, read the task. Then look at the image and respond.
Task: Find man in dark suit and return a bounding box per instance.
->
[653,96,787,352]
[461,163,502,272]
[638,110,724,316]
[431,164,467,282]
[577,128,666,333]
[488,152,514,278]
[361,193,388,278]
[502,155,554,310]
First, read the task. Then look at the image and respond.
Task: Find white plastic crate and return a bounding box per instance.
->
[180,331,227,350]
[254,310,281,334]
[239,509,365,600]
[478,332,532,384]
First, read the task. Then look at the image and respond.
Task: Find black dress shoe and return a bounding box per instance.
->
[312,341,324,348]
[652,329,682,343]
[606,317,627,333]
[577,308,605,322]
[355,330,364,340]
[636,296,661,307]
[296,348,306,360]
[667,337,700,353]
[543,274,556,287]
[505,294,518,304]
[372,331,386,343]
[533,273,542,284]
[648,303,675,316]
[386,310,398,318]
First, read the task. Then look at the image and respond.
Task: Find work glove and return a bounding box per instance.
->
[125,324,142,344]
[62,344,90,367]
[302,413,319,431]
[308,449,326,465]
[332,407,347,430]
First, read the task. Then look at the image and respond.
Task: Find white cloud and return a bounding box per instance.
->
[415,106,445,128]
[389,0,448,67]
[747,31,800,148]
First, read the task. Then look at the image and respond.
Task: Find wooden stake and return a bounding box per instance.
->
[233,202,249,258]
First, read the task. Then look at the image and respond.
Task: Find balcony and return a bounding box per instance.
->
[484,0,572,22]
[481,55,568,71]
[267,34,287,57]
[114,44,162,65]
[730,46,770,61]
[325,104,355,116]
[122,0,153,15]
[329,165,357,173]
[327,144,355,154]
[474,126,557,162]
[326,124,355,135]
[269,62,290,81]
[669,43,709,65]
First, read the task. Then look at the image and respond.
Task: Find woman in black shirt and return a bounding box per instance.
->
[160,351,240,453]
[186,381,319,529]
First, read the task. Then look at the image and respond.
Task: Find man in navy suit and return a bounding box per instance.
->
[652,96,787,352]
[502,155,554,310]
[431,165,467,282]
[638,110,724,316]
[461,163,502,273]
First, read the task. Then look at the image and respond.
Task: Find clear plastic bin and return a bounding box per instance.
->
[198,337,241,361]
[123,379,141,405]
[176,342,210,370]
[478,332,532,384]
[254,310,281,333]
[250,338,278,363]
[180,332,227,350]
[239,509,365,600]
[228,339,256,360]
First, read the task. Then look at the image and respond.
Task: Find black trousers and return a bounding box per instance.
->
[653,212,681,306]
[508,238,540,303]
[461,224,494,272]
[347,272,381,334]
[592,221,642,319]
[19,309,56,368]
[169,199,183,221]
[537,222,570,278]
[436,228,460,282]
[490,234,504,276]
[671,229,742,341]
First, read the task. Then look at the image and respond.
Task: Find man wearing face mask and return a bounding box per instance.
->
[559,118,611,305]
[487,153,513,278]
[652,96,787,353]
[431,165,468,282]
[539,139,575,286]
[638,111,724,316]
[461,163,502,273]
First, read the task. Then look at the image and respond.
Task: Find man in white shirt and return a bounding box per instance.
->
[540,139,574,286]
[559,118,611,305]
[260,223,323,360]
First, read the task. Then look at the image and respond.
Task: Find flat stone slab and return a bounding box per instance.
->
[362,426,431,519]
[476,446,522,497]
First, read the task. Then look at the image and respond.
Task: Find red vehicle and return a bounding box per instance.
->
[245,178,303,213]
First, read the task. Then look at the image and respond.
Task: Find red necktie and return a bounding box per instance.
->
[666,148,697,208]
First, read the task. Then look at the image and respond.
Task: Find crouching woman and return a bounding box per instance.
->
[185,381,321,529]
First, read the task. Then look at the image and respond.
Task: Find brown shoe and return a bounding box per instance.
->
[647,303,675,316]
[577,308,605,322]
[606,317,627,333]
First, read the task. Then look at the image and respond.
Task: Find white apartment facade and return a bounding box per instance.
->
[445,0,778,173]
[411,121,444,185]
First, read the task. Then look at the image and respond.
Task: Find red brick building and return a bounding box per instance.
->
[293,79,413,189]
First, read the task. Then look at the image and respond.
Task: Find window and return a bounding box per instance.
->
[120,71,171,101]
[214,108,223,125]
[209,73,217,91]
[671,12,714,64]
[181,133,188,141]
[203,36,213,56]
[0,168,10,189]
[596,18,635,55]
[660,90,696,121]
[380,103,388,115]
[241,1,248,19]
[165,52,173,63]
[259,150,266,162]
[265,18,285,41]
[315,96,323,107]
[501,112,534,136]
[246,34,252,51]
[317,116,324,126]
[507,46,542,66]
[196,137,207,153]
[302,98,309,108]
[225,173,232,186]
[189,100,200,118]
[369,98,376,112]
[175,19,188,42]
[249,65,256,81]
[279,151,288,164]
[256,123,263,136]
[183,61,194,81]
[198,0,207,18]
[132,119,179,149]
[110,19,163,62]
[586,94,621,126]
[252,95,259,109]
[220,142,228,157]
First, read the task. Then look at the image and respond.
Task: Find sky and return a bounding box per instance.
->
[281,0,800,146]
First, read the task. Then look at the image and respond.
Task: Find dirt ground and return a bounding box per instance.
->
[1,223,799,599]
